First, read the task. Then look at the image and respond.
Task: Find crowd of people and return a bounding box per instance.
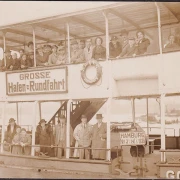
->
[0,29,152,71]
[3,113,107,160]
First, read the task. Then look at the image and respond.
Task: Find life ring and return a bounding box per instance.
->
[81,60,102,85]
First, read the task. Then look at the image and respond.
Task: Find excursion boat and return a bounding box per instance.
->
[0,1,180,178]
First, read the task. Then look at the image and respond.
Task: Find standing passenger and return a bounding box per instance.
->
[109,36,122,58]
[20,54,29,69]
[79,40,85,50]
[7,53,20,70]
[73,115,92,159]
[54,115,73,159]
[36,47,47,66]
[91,114,107,160]
[27,41,34,54]
[0,49,12,71]
[84,39,94,61]
[56,46,67,65]
[47,45,59,65]
[20,128,31,155]
[92,37,106,60]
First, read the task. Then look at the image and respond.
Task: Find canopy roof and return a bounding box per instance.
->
[0,2,180,50]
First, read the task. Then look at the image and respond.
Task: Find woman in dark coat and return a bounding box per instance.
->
[92,37,106,60]
[35,119,53,156]
[136,30,150,55]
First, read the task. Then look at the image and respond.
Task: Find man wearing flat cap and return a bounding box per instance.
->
[3,118,17,152]
[109,36,122,58]
[73,114,92,159]
[120,37,138,57]
[70,40,85,63]
[91,114,107,160]
[54,114,73,158]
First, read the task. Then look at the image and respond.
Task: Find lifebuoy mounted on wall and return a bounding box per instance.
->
[81,60,102,85]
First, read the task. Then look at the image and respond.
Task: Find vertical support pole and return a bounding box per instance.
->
[106,98,111,161]
[66,23,71,64]
[1,102,6,153]
[146,98,149,147]
[38,101,42,120]
[3,32,6,67]
[32,26,36,67]
[131,98,136,124]
[66,100,71,159]
[103,11,109,61]
[160,94,166,163]
[16,103,19,125]
[31,101,37,156]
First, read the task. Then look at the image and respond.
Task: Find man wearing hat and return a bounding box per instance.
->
[70,40,85,63]
[56,46,67,65]
[91,114,107,160]
[109,35,122,58]
[54,114,73,158]
[116,29,129,58]
[73,114,92,159]
[0,49,12,71]
[120,37,138,57]
[3,118,17,152]
[43,44,52,64]
[84,39,94,61]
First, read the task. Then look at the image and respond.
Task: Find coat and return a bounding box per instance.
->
[48,53,59,65]
[6,58,20,70]
[20,134,32,155]
[92,45,106,60]
[71,48,85,63]
[109,42,122,58]
[137,38,150,55]
[36,54,48,66]
[12,133,22,155]
[84,46,94,61]
[4,124,17,143]
[91,122,107,159]
[120,44,138,57]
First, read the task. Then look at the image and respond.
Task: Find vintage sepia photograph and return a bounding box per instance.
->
[0,1,180,179]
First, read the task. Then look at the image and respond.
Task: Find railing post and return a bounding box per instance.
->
[1,102,6,153]
[66,23,71,64]
[146,98,149,147]
[66,100,71,159]
[2,31,7,67]
[32,26,36,67]
[131,98,136,124]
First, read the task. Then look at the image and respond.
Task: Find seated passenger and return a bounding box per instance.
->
[36,47,47,66]
[70,40,85,63]
[19,49,25,59]
[164,34,180,50]
[92,37,106,60]
[136,30,150,55]
[12,125,22,155]
[27,41,34,53]
[47,45,59,65]
[20,128,32,155]
[109,36,122,58]
[84,39,94,61]
[20,54,29,70]
[27,53,34,67]
[6,53,20,70]
[79,39,85,50]
[119,37,138,57]
[56,46,67,65]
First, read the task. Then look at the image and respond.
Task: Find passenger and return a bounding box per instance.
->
[136,30,150,55]
[56,46,67,65]
[84,39,94,61]
[19,49,25,59]
[27,53,34,67]
[70,40,85,63]
[20,128,31,155]
[6,53,20,70]
[27,41,34,53]
[54,115,73,159]
[3,118,17,152]
[120,37,138,57]
[109,36,122,58]
[36,119,53,157]
[0,49,12,71]
[58,40,65,47]
[92,37,106,60]
[47,45,59,65]
[164,34,180,50]
[20,54,29,70]
[12,125,22,155]
[119,29,129,53]
[43,45,52,64]
[73,115,92,160]
[36,47,47,66]
[79,39,85,50]
[91,114,107,160]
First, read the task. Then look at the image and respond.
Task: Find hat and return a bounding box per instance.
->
[120,29,128,36]
[128,37,135,40]
[43,44,52,49]
[81,114,87,119]
[21,128,26,132]
[39,119,46,124]
[59,114,66,119]
[52,45,58,49]
[111,36,118,41]
[71,40,78,45]
[9,118,15,123]
[27,41,33,47]
[96,114,103,119]
[95,37,103,44]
